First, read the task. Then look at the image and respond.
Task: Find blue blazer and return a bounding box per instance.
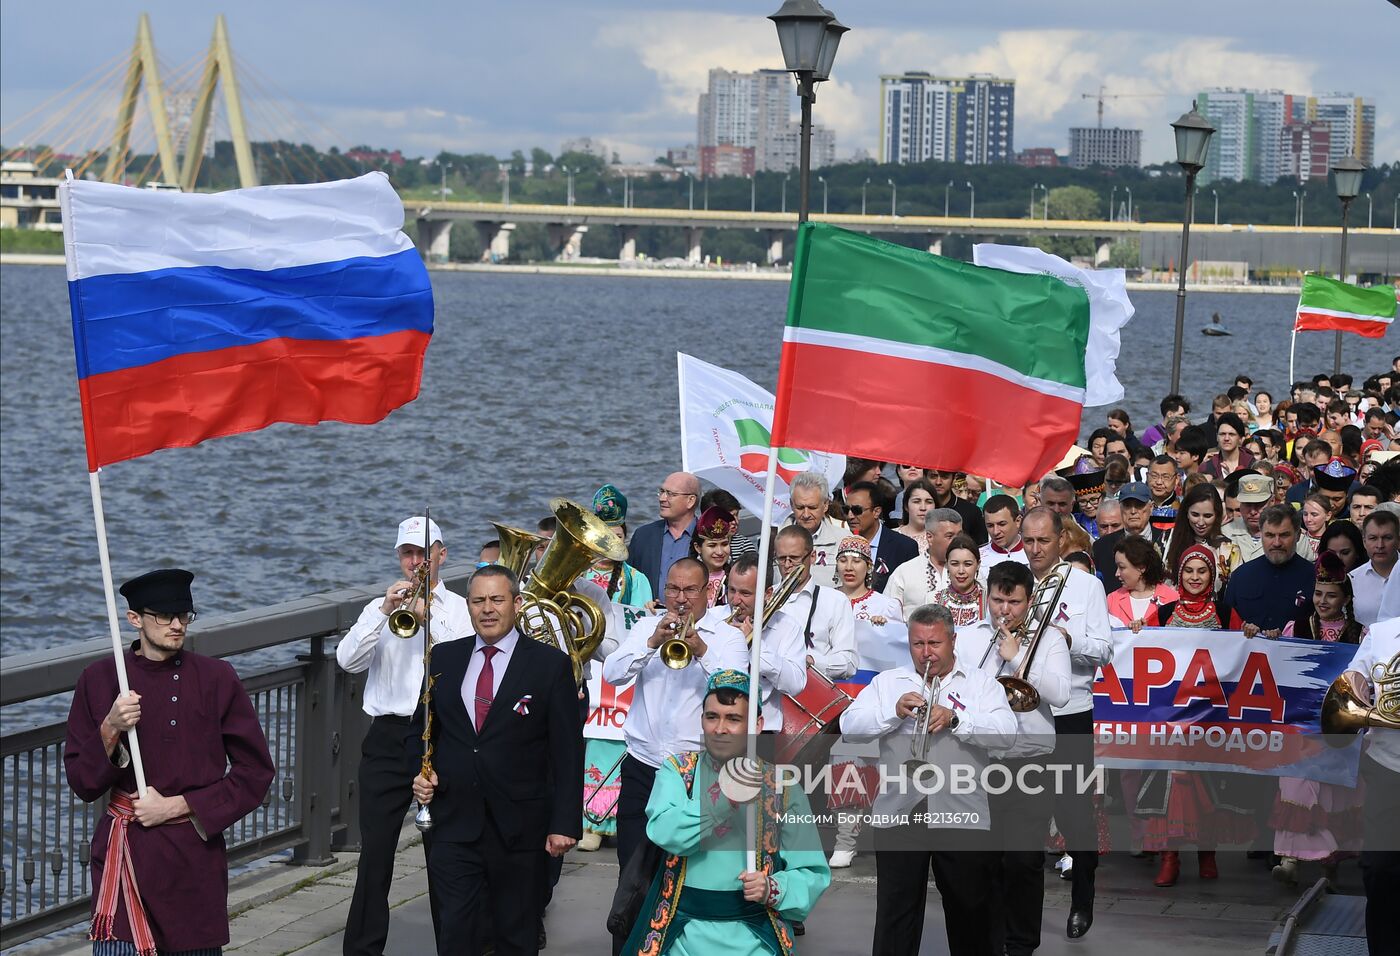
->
[627,519,667,596]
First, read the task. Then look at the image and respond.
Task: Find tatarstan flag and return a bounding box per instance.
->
[1294,273,1396,339]
[770,223,1091,487]
[734,418,806,483]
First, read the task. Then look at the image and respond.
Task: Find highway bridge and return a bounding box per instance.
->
[405,200,1400,276]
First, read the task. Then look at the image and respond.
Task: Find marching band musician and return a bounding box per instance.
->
[337,516,472,956]
[774,525,858,682]
[705,553,807,730]
[1341,617,1399,950]
[412,565,583,956]
[966,561,1073,955]
[601,557,749,948]
[841,604,1016,956]
[65,569,275,956]
[619,669,831,955]
[1019,506,1113,940]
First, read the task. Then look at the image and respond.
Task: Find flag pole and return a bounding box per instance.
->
[88,470,149,796]
[745,445,780,874]
[1288,325,1298,392]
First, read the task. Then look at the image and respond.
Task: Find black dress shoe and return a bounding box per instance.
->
[1067,907,1093,939]
[793,920,805,937]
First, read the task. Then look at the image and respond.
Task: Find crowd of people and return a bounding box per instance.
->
[62,360,1400,956]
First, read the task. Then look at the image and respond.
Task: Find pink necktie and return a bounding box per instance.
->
[472,646,499,729]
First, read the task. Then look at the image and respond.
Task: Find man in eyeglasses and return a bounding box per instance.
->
[602,556,749,949]
[627,471,701,596]
[65,568,274,956]
[773,526,857,681]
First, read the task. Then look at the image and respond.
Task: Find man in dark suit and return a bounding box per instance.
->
[1093,482,1154,592]
[626,471,700,596]
[413,566,583,956]
[845,481,918,592]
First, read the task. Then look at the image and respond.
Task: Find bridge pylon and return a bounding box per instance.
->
[103,13,179,185]
[180,15,258,190]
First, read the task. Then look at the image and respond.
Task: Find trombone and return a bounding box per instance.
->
[388,562,430,639]
[905,657,942,772]
[725,563,808,637]
[995,562,1070,713]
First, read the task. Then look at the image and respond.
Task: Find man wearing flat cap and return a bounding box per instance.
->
[1221,473,1274,567]
[65,568,275,956]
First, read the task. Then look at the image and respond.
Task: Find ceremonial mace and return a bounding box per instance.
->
[414,506,436,832]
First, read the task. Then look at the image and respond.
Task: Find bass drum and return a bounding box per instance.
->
[777,666,853,766]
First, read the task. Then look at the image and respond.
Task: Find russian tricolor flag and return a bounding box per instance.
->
[61,172,433,471]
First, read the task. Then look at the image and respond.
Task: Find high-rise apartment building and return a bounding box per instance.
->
[696,67,834,177]
[1280,122,1331,184]
[1196,88,1375,184]
[1307,93,1375,167]
[879,73,1015,165]
[1067,127,1142,169]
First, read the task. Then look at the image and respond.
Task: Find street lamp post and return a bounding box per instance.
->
[1364,192,1372,229]
[440,161,453,201]
[817,175,827,214]
[686,171,694,211]
[1110,186,1118,222]
[623,174,630,209]
[965,180,975,219]
[1168,102,1215,395]
[887,178,896,217]
[561,164,574,207]
[782,174,789,214]
[503,168,510,206]
[769,0,846,226]
[945,180,954,218]
[1030,184,1040,219]
[862,178,870,215]
[1330,154,1366,375]
[1124,186,1133,223]
[704,178,709,211]
[750,173,756,213]
[1041,184,1049,221]
[1212,189,1219,226]
[1298,189,1306,228]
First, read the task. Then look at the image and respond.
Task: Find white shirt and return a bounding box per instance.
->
[978,541,1030,586]
[1350,561,1393,627]
[602,611,749,768]
[461,631,520,730]
[963,620,1072,757]
[1040,565,1114,717]
[783,579,857,679]
[778,515,847,589]
[1348,618,1399,772]
[885,554,947,610]
[336,581,473,717]
[700,605,807,726]
[1378,570,1400,622]
[849,589,908,673]
[841,657,1016,829]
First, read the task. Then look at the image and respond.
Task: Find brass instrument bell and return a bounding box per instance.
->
[1320,653,1400,745]
[388,563,430,639]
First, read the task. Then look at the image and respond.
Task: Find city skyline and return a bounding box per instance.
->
[1,0,1396,169]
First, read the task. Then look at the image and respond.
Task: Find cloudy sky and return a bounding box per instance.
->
[3,0,1396,167]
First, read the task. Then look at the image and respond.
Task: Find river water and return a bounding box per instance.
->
[0,264,1391,658]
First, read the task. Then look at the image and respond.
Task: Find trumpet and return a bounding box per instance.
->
[905,657,942,772]
[388,562,430,639]
[659,609,697,670]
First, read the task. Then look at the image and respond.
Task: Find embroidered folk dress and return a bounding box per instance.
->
[624,752,831,955]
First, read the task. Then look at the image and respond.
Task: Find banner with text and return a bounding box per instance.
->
[1092,628,1362,785]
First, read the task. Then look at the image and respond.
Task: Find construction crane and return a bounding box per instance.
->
[1080,85,1165,127]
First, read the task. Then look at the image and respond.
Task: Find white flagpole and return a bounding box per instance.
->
[1288,326,1298,390]
[88,470,149,796]
[677,352,691,474]
[745,445,780,874]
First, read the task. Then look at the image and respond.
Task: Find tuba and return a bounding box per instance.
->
[518,498,628,684]
[996,562,1071,713]
[491,521,545,579]
[1320,652,1400,744]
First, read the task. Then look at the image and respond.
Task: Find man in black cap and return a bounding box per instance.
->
[1312,459,1358,519]
[65,568,275,956]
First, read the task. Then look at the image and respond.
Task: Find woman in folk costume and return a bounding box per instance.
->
[930,534,985,627]
[1136,544,1254,887]
[828,535,904,868]
[580,484,652,852]
[691,506,737,608]
[1270,550,1367,885]
[621,670,831,955]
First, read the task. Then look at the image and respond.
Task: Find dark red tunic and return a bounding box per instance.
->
[64,644,275,950]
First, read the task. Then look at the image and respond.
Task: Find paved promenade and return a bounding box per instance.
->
[23,818,1342,955]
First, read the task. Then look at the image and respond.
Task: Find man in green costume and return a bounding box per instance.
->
[621,669,831,955]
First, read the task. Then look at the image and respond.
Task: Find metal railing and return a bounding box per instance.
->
[0,564,476,945]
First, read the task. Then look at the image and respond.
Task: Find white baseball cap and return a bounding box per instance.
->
[396,516,444,550]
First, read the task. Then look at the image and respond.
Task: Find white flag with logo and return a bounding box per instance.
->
[678,352,844,522]
[973,243,1134,406]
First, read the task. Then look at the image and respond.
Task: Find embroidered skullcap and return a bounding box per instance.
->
[837,535,872,562]
[696,506,737,540]
[592,484,628,526]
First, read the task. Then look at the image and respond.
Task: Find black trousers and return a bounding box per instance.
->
[872,821,999,956]
[344,715,440,956]
[1050,709,1098,909]
[612,754,660,955]
[429,810,544,956]
[990,757,1055,956]
[1361,755,1400,950]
